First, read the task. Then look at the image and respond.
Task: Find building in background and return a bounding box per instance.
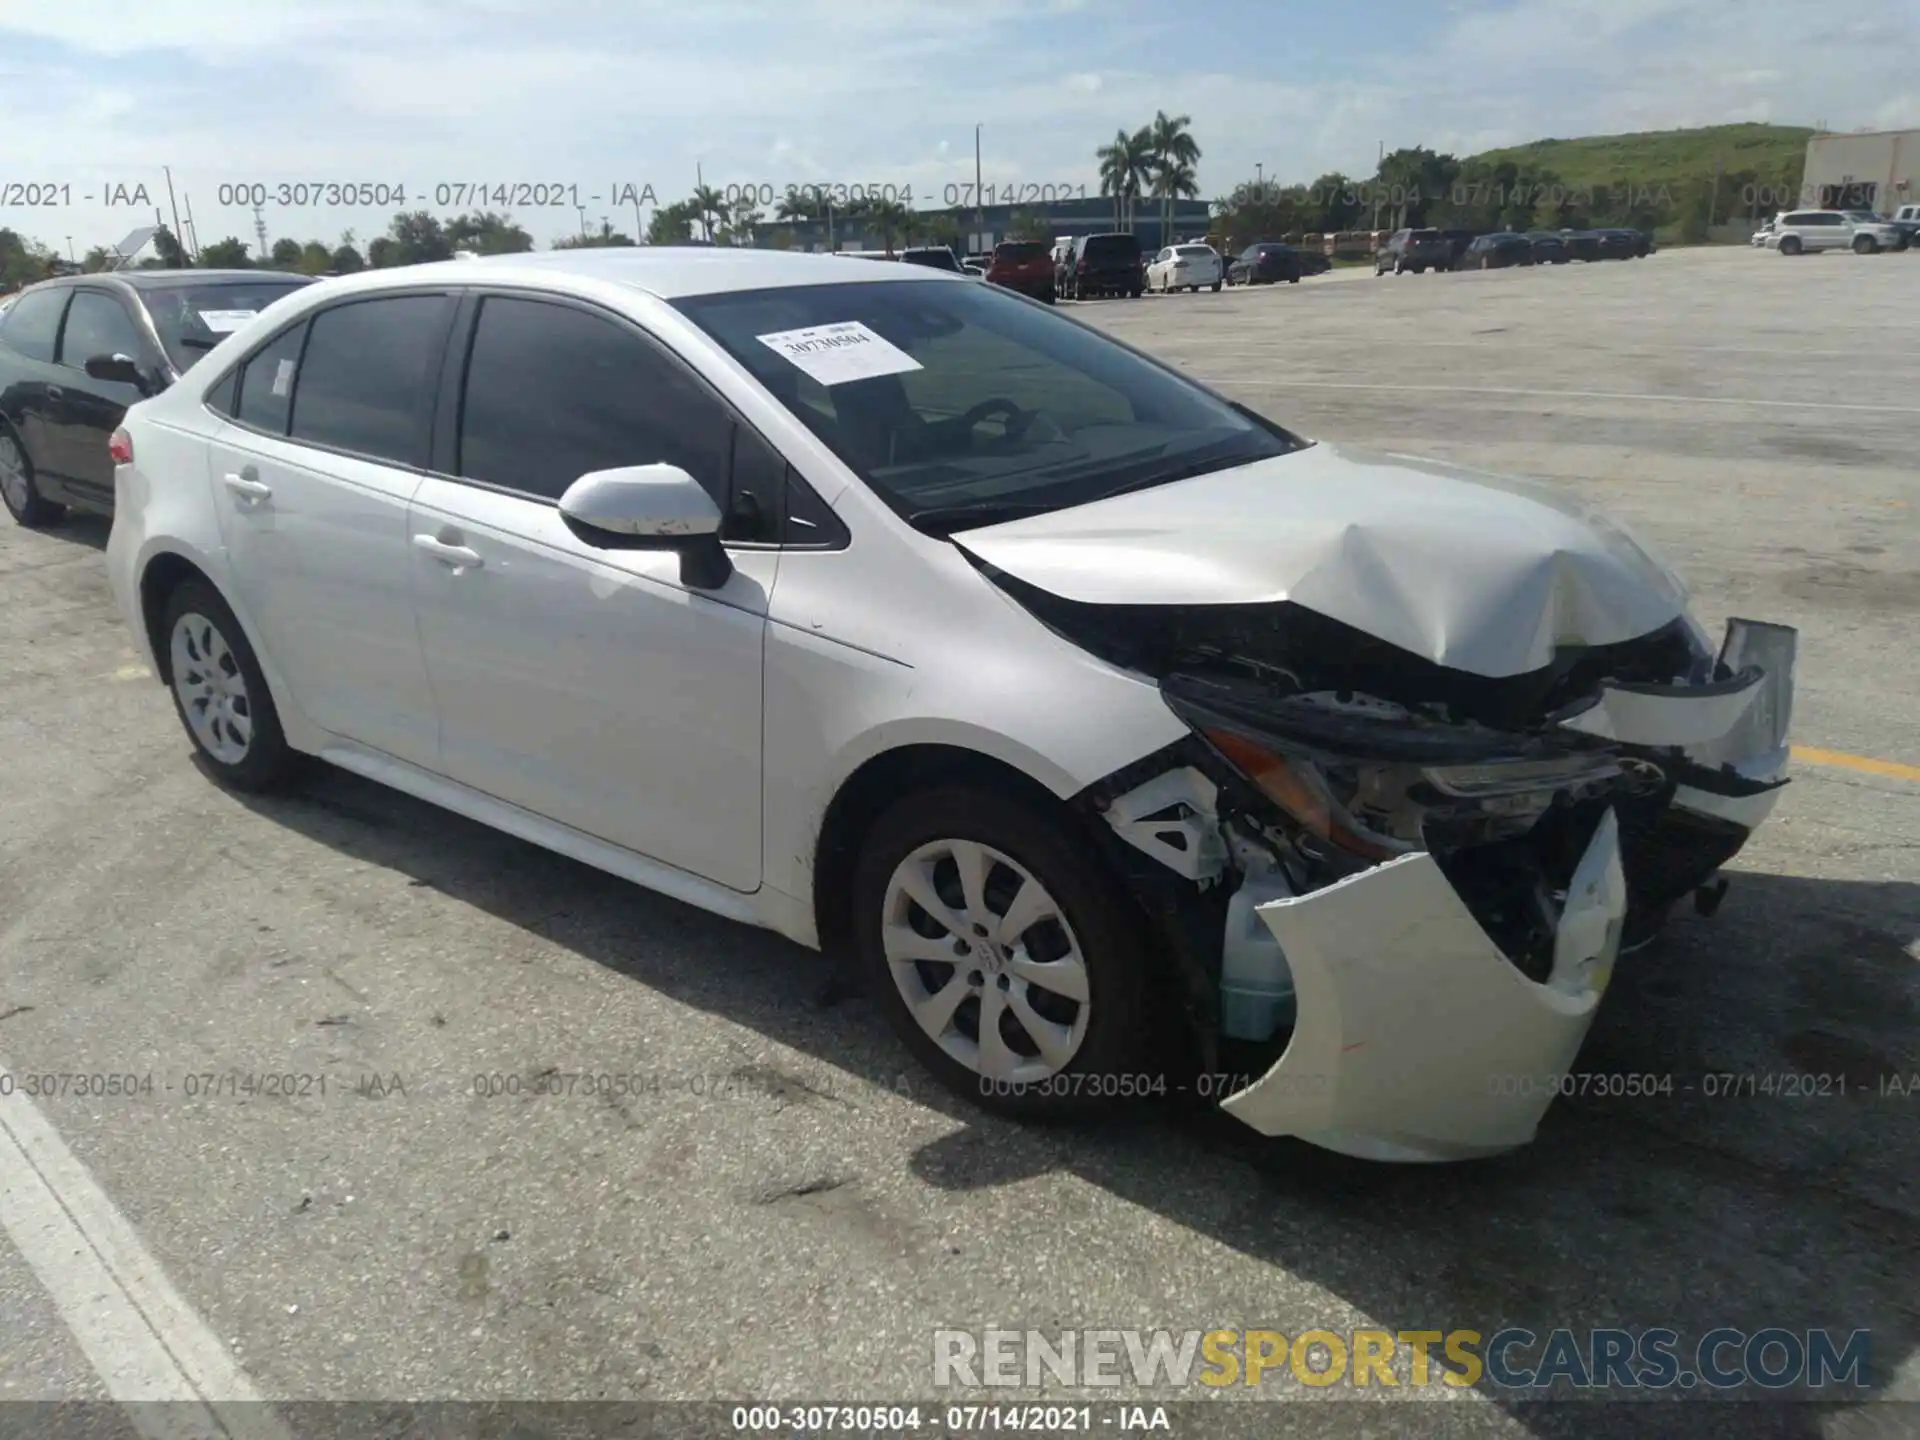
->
[767,196,1214,254]
[1800,128,1917,214]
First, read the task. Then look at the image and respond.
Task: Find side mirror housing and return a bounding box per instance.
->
[86,353,149,394]
[556,464,733,589]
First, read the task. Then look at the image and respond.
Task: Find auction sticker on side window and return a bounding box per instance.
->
[755,321,922,386]
[195,309,259,333]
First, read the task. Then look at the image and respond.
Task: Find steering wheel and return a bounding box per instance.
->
[956,397,1037,442]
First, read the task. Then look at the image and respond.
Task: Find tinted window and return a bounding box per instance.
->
[1782,213,1812,225]
[457,296,731,504]
[236,323,309,436]
[58,291,147,368]
[675,278,1299,530]
[1081,235,1138,259]
[900,249,961,273]
[290,296,451,465]
[995,242,1046,262]
[140,281,310,372]
[0,288,67,363]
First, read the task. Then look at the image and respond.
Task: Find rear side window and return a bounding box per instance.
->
[236,323,309,435]
[1782,213,1812,225]
[1084,236,1138,256]
[0,288,67,363]
[456,295,732,504]
[57,291,147,369]
[289,295,452,466]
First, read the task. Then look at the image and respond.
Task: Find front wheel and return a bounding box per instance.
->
[1779,236,1802,255]
[853,786,1152,1119]
[1211,279,1222,291]
[0,427,64,528]
[160,579,301,792]
[1853,235,1878,255]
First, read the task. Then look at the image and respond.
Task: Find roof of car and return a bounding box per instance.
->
[325,247,961,300]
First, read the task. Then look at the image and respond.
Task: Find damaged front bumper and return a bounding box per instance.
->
[1223,808,1626,1161]
[1103,618,1797,1162]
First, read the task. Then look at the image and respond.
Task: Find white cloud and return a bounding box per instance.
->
[3,0,1913,251]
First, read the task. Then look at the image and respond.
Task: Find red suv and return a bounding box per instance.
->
[985,240,1056,303]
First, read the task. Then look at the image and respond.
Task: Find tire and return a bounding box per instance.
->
[852,785,1152,1120]
[1853,235,1877,255]
[1779,235,1802,256]
[1041,287,1056,305]
[0,426,64,528]
[159,578,301,792]
[1210,280,1221,292]
[1288,275,1300,283]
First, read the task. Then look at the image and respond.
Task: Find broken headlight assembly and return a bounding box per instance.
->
[1160,674,1634,872]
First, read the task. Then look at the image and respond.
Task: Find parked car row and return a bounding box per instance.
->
[1376,226,1654,274]
[1751,209,1911,254]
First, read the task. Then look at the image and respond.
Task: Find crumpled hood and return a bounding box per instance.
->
[952,442,1689,679]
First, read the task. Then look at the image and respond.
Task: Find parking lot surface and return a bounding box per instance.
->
[1,247,1916,1436]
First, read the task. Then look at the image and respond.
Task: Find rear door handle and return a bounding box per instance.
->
[222,471,272,501]
[413,534,484,569]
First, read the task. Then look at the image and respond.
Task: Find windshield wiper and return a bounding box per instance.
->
[905,499,1062,536]
[1093,451,1250,503]
[176,334,219,351]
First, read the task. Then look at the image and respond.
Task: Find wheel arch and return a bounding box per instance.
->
[810,742,1079,961]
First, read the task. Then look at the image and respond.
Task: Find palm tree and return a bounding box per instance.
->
[1096,128,1155,232]
[1151,158,1201,244]
[725,199,765,246]
[1146,110,1201,241]
[867,197,913,256]
[688,184,729,243]
[775,190,812,222]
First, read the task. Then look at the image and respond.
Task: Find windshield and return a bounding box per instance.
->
[140,281,310,371]
[674,278,1300,529]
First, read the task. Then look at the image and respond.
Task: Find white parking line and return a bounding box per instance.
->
[0,1061,291,1440]
[1258,381,1920,414]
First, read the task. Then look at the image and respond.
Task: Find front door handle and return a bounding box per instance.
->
[222,472,272,501]
[413,534,484,569]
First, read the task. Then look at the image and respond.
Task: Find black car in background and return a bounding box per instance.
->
[1525,231,1570,263]
[0,270,311,524]
[1439,228,1480,268]
[1461,233,1534,269]
[1560,229,1604,261]
[1226,242,1305,285]
[896,246,966,273]
[1060,232,1144,299]
[1594,229,1641,260]
[1375,228,1452,274]
[1293,249,1333,276]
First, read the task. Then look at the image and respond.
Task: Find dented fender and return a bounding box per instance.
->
[1221,810,1627,1161]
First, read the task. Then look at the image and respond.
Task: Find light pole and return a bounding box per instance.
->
[1256,163,1263,191]
[975,123,984,249]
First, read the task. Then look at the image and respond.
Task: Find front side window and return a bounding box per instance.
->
[58,291,148,369]
[457,296,731,504]
[289,294,452,466]
[675,278,1301,532]
[0,287,68,363]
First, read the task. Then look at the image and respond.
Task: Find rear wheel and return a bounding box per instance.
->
[1853,234,1878,255]
[0,427,63,528]
[1211,280,1221,292]
[853,786,1152,1120]
[160,579,301,792]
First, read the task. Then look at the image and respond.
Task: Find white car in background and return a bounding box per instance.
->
[1767,209,1904,254]
[1145,243,1223,293]
[103,249,1796,1163]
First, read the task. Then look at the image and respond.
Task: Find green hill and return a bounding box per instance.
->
[1469,123,1812,230]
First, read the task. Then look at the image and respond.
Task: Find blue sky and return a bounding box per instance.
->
[1,0,1913,255]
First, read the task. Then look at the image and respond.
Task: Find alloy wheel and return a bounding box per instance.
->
[0,434,29,516]
[881,837,1091,1083]
[169,611,254,764]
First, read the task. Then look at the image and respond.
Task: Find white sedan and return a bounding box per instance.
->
[96,249,1796,1162]
[1145,243,1222,293]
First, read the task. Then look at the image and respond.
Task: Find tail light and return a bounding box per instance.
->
[108,428,133,465]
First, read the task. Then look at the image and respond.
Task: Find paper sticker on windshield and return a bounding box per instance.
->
[755,321,922,386]
[195,309,258,333]
[271,358,296,398]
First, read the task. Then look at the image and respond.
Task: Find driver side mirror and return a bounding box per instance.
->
[556,464,734,590]
[85,353,150,395]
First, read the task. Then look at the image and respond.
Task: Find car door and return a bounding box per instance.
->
[203,291,453,768]
[48,287,162,508]
[1811,214,1844,250]
[406,291,775,892]
[0,285,73,491]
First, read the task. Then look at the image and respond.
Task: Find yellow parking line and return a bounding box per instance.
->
[1793,746,1920,784]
